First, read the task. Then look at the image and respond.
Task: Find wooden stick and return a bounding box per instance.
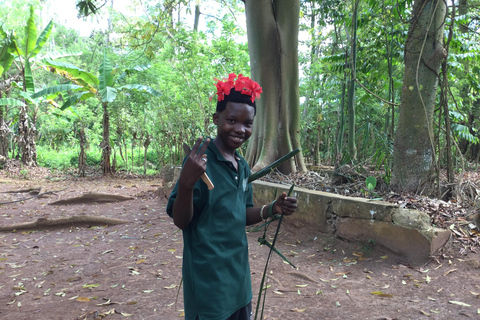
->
[201,173,214,190]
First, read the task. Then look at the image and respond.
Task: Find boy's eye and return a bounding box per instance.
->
[245,122,253,127]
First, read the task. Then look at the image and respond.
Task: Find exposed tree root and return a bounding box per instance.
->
[0,215,130,232]
[3,187,41,194]
[286,271,320,284]
[0,187,68,205]
[50,193,134,205]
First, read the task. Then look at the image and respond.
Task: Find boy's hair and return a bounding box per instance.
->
[216,88,256,115]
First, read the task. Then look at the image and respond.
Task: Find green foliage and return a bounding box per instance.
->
[37,146,100,170]
[3,0,478,180]
[365,176,377,191]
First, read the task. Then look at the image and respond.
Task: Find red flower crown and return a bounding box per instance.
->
[211,73,262,103]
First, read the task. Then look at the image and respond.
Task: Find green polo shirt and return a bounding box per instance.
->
[166,142,254,320]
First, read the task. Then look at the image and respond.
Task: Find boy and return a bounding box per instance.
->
[166,73,297,320]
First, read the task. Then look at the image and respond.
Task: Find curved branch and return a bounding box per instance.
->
[354,79,400,106]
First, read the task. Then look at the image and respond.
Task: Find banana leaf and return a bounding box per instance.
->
[30,19,54,59]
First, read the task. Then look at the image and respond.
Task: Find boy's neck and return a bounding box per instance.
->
[213,137,237,160]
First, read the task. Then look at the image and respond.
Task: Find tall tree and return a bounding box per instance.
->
[391,0,447,193]
[346,0,359,161]
[243,0,307,173]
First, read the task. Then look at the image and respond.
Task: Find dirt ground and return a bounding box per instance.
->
[1,170,480,320]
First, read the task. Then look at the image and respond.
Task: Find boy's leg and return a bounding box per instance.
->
[226,302,252,320]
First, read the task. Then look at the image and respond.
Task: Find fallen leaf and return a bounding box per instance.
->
[164,284,177,289]
[420,310,430,316]
[291,308,306,312]
[76,297,90,302]
[449,301,471,307]
[443,269,457,276]
[371,291,384,295]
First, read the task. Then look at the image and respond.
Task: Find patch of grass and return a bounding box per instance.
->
[37,146,101,170]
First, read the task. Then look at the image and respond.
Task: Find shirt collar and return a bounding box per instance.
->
[208,139,241,162]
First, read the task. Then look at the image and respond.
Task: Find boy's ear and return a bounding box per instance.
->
[212,112,219,125]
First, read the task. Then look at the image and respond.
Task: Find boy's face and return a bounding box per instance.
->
[213,101,255,152]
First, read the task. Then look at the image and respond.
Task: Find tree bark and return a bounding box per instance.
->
[0,92,9,158]
[16,105,37,167]
[391,0,447,193]
[244,0,307,174]
[101,102,112,174]
[347,0,359,161]
[194,3,200,31]
[78,124,86,177]
[143,134,151,175]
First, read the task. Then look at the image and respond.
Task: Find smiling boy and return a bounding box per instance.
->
[166,73,297,320]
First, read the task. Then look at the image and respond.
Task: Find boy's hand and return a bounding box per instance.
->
[274,192,297,216]
[178,137,210,189]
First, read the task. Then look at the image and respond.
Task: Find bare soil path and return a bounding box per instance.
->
[0,173,479,320]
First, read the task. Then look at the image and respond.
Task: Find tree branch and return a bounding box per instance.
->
[354,79,400,106]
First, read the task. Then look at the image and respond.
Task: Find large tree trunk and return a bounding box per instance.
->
[347,0,359,161]
[244,0,307,174]
[16,105,37,167]
[391,0,446,193]
[101,102,112,174]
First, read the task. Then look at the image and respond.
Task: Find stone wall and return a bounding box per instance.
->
[252,181,450,263]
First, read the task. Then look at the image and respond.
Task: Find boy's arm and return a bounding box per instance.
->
[171,138,210,230]
[245,192,298,226]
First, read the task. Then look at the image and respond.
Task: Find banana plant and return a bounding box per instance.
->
[0,6,53,164]
[33,52,162,174]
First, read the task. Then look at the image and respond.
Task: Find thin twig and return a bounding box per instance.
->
[354,79,400,106]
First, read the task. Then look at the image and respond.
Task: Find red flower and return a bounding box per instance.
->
[213,73,262,103]
[250,81,263,102]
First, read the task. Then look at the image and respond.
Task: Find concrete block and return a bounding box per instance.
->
[251,180,451,263]
[336,217,450,263]
[252,181,332,232]
[331,197,396,222]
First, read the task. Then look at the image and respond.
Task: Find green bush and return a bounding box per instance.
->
[37,146,76,170]
[70,150,101,166]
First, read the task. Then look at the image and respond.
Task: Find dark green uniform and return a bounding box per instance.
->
[166,142,254,320]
